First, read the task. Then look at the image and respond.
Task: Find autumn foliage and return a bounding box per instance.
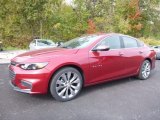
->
[128,0,143,31]
[86,19,96,34]
[1,0,160,49]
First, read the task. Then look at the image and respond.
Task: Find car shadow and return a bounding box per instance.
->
[79,77,138,98]
[31,77,140,101]
[24,72,159,103]
[9,75,154,102]
[30,93,54,101]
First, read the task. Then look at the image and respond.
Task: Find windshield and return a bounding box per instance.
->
[37,40,55,46]
[60,35,102,49]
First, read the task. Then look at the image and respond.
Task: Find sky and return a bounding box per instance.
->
[65,0,73,5]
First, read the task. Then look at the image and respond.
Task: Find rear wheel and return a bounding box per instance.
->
[50,67,83,102]
[138,60,151,80]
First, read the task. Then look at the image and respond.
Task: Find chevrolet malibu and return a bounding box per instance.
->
[9,33,156,101]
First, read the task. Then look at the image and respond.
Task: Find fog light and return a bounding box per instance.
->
[21,80,32,89]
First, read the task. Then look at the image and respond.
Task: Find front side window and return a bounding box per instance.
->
[96,35,121,49]
[37,40,55,46]
[137,40,144,47]
[122,36,138,48]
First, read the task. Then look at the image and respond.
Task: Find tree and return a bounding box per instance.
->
[0,0,160,49]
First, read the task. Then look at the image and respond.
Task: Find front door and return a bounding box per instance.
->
[89,35,126,83]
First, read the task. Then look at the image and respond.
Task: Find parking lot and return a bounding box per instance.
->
[0,61,160,120]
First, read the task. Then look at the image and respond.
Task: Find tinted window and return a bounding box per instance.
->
[154,46,160,49]
[32,40,36,44]
[137,40,144,47]
[98,35,121,49]
[37,40,54,46]
[123,37,138,48]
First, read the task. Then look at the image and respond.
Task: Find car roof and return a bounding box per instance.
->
[34,39,52,41]
[34,39,55,42]
[92,33,137,38]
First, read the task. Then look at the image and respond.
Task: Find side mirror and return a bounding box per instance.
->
[92,45,110,51]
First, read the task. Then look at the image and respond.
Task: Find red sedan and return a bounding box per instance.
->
[9,33,156,101]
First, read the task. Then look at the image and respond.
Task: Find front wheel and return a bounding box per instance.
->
[50,67,83,102]
[138,60,151,80]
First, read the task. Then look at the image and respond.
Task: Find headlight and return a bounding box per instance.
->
[19,62,48,70]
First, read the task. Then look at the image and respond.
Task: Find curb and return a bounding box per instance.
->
[0,58,10,64]
[0,50,27,64]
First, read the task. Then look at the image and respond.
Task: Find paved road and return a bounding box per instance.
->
[0,61,160,120]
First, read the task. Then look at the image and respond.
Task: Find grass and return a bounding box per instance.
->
[3,46,25,51]
[140,37,160,46]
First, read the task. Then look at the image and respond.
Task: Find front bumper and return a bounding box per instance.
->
[9,64,52,94]
[9,81,32,93]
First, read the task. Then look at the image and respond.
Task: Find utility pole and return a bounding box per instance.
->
[40,20,43,39]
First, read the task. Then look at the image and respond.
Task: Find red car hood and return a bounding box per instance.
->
[12,48,79,63]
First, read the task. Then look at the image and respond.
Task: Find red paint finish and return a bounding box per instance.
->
[9,33,156,94]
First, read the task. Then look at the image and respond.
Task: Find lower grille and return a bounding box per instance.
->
[9,70,16,80]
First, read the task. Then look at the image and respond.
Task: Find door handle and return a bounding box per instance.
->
[139,51,143,54]
[119,52,124,56]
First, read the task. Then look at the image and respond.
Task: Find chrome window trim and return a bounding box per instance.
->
[90,34,145,52]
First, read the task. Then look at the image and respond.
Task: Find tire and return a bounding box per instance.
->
[138,60,151,80]
[156,54,160,60]
[157,57,160,60]
[50,67,83,102]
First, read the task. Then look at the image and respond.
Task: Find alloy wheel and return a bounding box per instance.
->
[141,61,151,79]
[55,71,81,99]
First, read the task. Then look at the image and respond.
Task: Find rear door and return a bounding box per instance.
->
[120,36,144,75]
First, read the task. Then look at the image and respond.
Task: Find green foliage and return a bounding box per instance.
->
[0,0,160,49]
[3,36,32,49]
[140,37,160,46]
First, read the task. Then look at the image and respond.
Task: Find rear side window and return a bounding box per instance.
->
[32,40,36,44]
[37,40,53,46]
[122,36,138,48]
[98,35,121,49]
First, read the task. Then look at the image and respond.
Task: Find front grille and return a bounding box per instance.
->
[9,70,16,80]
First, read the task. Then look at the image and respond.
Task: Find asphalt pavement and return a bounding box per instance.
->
[0,61,160,120]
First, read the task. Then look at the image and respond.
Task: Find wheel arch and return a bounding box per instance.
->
[137,57,152,75]
[47,64,85,93]
[145,58,152,67]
